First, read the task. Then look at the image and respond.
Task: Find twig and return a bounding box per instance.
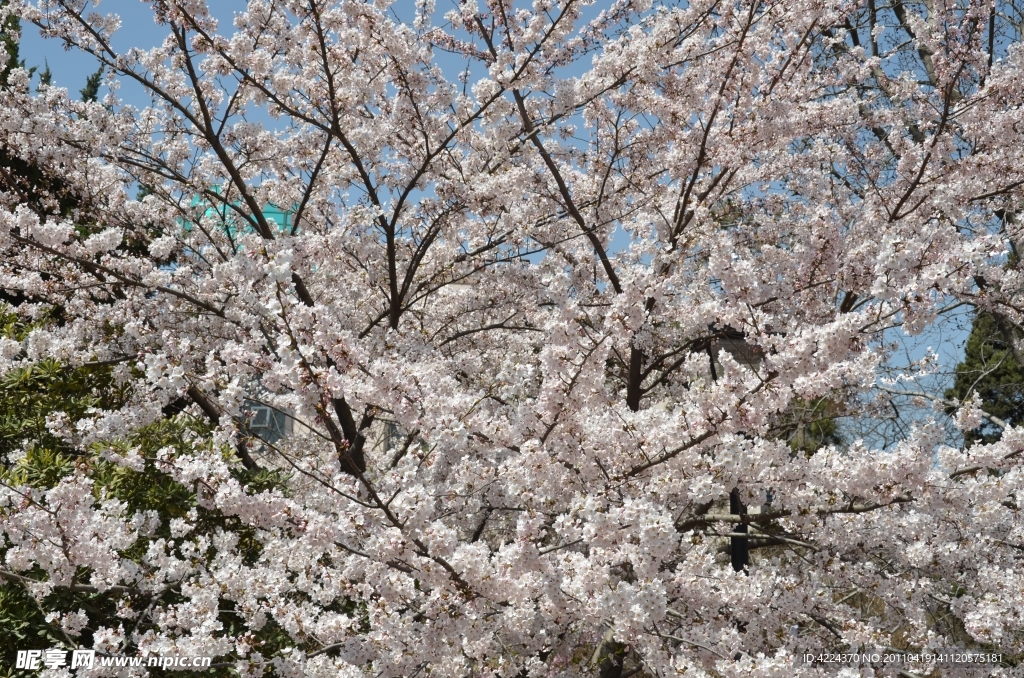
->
[0,569,137,595]
[539,539,583,555]
[654,633,729,660]
[877,386,1008,429]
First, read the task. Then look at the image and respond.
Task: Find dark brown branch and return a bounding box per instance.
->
[185,386,259,471]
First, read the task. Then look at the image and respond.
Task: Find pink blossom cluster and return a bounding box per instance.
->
[1,0,1024,676]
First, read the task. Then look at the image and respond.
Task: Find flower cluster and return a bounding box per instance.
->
[1,0,1024,676]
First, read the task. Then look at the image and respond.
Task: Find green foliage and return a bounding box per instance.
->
[37,60,50,88]
[946,311,1024,445]
[0,421,297,675]
[0,308,300,674]
[777,397,843,456]
[0,309,116,672]
[0,0,27,89]
[79,65,101,102]
[1,362,114,465]
[0,35,272,660]
[0,308,125,460]
[0,583,63,678]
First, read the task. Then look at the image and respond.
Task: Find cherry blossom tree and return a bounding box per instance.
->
[2,0,1024,675]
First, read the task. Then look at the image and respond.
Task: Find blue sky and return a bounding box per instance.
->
[19,1,245,104]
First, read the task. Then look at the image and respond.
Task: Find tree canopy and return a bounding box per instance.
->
[1,0,1024,676]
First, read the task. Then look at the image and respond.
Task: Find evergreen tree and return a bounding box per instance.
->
[37,60,50,88]
[79,65,101,102]
[0,0,30,88]
[946,311,1024,445]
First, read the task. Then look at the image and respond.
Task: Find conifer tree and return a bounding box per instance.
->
[946,312,1024,445]
[79,65,101,103]
[0,0,27,88]
[37,60,49,88]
